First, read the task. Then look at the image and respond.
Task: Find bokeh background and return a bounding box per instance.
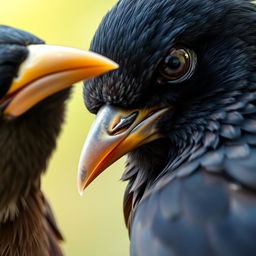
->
[0,0,129,255]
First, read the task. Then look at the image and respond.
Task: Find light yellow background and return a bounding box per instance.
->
[0,0,129,255]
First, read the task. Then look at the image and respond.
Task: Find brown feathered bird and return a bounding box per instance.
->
[0,25,117,256]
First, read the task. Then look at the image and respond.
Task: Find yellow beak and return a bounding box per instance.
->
[1,44,118,119]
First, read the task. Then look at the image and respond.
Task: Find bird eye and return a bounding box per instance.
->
[159,46,197,83]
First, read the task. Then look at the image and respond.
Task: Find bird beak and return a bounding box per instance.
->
[77,105,169,193]
[0,44,118,119]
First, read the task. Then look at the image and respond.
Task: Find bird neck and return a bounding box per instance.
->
[122,83,256,225]
[122,139,171,225]
[0,187,63,256]
[0,89,70,217]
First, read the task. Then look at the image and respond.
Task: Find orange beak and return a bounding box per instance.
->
[1,44,118,119]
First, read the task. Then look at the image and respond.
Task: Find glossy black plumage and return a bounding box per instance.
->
[84,0,256,255]
[0,26,67,256]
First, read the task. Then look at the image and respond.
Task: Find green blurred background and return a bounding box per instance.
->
[0,0,129,255]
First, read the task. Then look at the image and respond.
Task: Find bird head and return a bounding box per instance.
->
[78,0,256,199]
[0,25,117,211]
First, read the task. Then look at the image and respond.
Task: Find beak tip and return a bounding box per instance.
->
[77,181,85,196]
[77,167,88,195]
[105,62,119,72]
[113,63,119,69]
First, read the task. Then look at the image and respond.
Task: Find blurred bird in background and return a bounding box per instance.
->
[0,25,117,256]
[78,0,256,255]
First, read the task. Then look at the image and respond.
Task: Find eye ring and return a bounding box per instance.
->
[158,46,197,84]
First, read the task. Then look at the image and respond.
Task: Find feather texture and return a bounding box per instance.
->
[84,0,256,255]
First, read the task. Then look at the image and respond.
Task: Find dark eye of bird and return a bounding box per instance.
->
[159,46,197,84]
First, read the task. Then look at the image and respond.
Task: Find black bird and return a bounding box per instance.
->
[77,0,256,255]
[0,25,117,256]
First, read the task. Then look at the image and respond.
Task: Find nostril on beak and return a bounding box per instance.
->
[109,111,138,135]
